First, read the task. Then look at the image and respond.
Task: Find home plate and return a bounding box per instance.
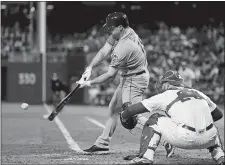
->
[62,158,89,161]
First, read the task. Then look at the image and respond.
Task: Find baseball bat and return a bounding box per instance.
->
[48,83,81,121]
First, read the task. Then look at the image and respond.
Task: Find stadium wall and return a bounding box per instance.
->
[2,62,68,104]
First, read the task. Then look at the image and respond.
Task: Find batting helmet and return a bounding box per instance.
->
[155,70,184,93]
[103,12,129,32]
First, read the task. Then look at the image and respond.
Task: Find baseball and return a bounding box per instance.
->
[43,114,49,119]
[21,103,29,110]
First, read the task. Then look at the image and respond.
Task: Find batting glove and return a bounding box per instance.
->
[82,66,92,81]
[76,77,91,88]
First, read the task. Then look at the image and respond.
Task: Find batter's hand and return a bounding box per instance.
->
[76,77,91,88]
[82,67,92,81]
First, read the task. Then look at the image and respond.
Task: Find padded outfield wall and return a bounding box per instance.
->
[1,50,87,104]
[2,60,67,104]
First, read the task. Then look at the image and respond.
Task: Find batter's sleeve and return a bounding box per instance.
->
[195,90,217,112]
[106,35,117,46]
[141,93,165,112]
[109,42,133,68]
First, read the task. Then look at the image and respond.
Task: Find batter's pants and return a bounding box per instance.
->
[94,71,150,148]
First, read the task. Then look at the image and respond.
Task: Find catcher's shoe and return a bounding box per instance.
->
[130,157,153,165]
[83,145,109,153]
[123,153,139,160]
[164,141,175,158]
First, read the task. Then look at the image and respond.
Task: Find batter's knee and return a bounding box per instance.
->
[120,102,132,116]
[122,102,131,110]
[108,102,125,117]
[109,98,116,110]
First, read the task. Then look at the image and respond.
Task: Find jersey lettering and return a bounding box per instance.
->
[166,89,203,112]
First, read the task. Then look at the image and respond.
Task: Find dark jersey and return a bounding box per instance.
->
[51,79,64,92]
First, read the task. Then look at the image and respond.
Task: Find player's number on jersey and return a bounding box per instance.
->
[18,73,36,85]
[177,89,203,102]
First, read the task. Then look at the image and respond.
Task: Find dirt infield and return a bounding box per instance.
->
[1,103,224,164]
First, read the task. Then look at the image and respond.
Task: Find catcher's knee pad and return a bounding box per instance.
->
[145,113,165,127]
[138,115,162,159]
[208,145,225,161]
[208,135,225,161]
[216,132,224,151]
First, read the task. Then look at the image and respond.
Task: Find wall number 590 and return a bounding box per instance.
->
[18,73,36,85]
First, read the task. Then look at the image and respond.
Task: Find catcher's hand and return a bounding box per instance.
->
[120,103,137,130]
[82,66,92,81]
[120,114,137,130]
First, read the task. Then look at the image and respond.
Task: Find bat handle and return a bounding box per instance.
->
[81,75,86,81]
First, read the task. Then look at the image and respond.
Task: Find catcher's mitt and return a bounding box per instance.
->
[120,115,137,130]
[120,102,137,130]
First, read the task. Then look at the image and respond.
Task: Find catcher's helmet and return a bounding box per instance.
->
[103,12,129,32]
[155,70,184,93]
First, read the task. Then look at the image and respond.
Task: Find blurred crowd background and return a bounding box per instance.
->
[1,2,224,105]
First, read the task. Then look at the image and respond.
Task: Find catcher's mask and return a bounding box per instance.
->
[155,70,184,93]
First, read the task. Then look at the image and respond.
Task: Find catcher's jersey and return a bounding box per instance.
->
[106,27,148,75]
[141,88,217,130]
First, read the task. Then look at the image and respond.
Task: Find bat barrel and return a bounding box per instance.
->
[47,83,81,121]
[48,111,57,121]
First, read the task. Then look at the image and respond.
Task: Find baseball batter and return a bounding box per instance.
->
[77,12,151,153]
[120,70,224,164]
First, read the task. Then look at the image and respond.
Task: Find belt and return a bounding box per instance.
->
[121,70,146,77]
[182,123,213,132]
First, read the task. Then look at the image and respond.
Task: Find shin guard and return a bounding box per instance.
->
[138,113,163,161]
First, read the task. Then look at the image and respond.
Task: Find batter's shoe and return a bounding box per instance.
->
[83,145,109,153]
[130,157,153,165]
[164,141,175,158]
[123,153,139,160]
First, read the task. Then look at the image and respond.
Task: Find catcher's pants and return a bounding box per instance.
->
[94,71,149,148]
[144,117,224,162]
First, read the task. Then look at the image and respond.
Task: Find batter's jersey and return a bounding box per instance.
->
[141,88,217,130]
[106,27,148,75]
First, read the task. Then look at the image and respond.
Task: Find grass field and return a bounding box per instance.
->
[1,103,224,164]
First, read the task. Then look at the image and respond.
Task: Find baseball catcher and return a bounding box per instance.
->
[120,70,224,164]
